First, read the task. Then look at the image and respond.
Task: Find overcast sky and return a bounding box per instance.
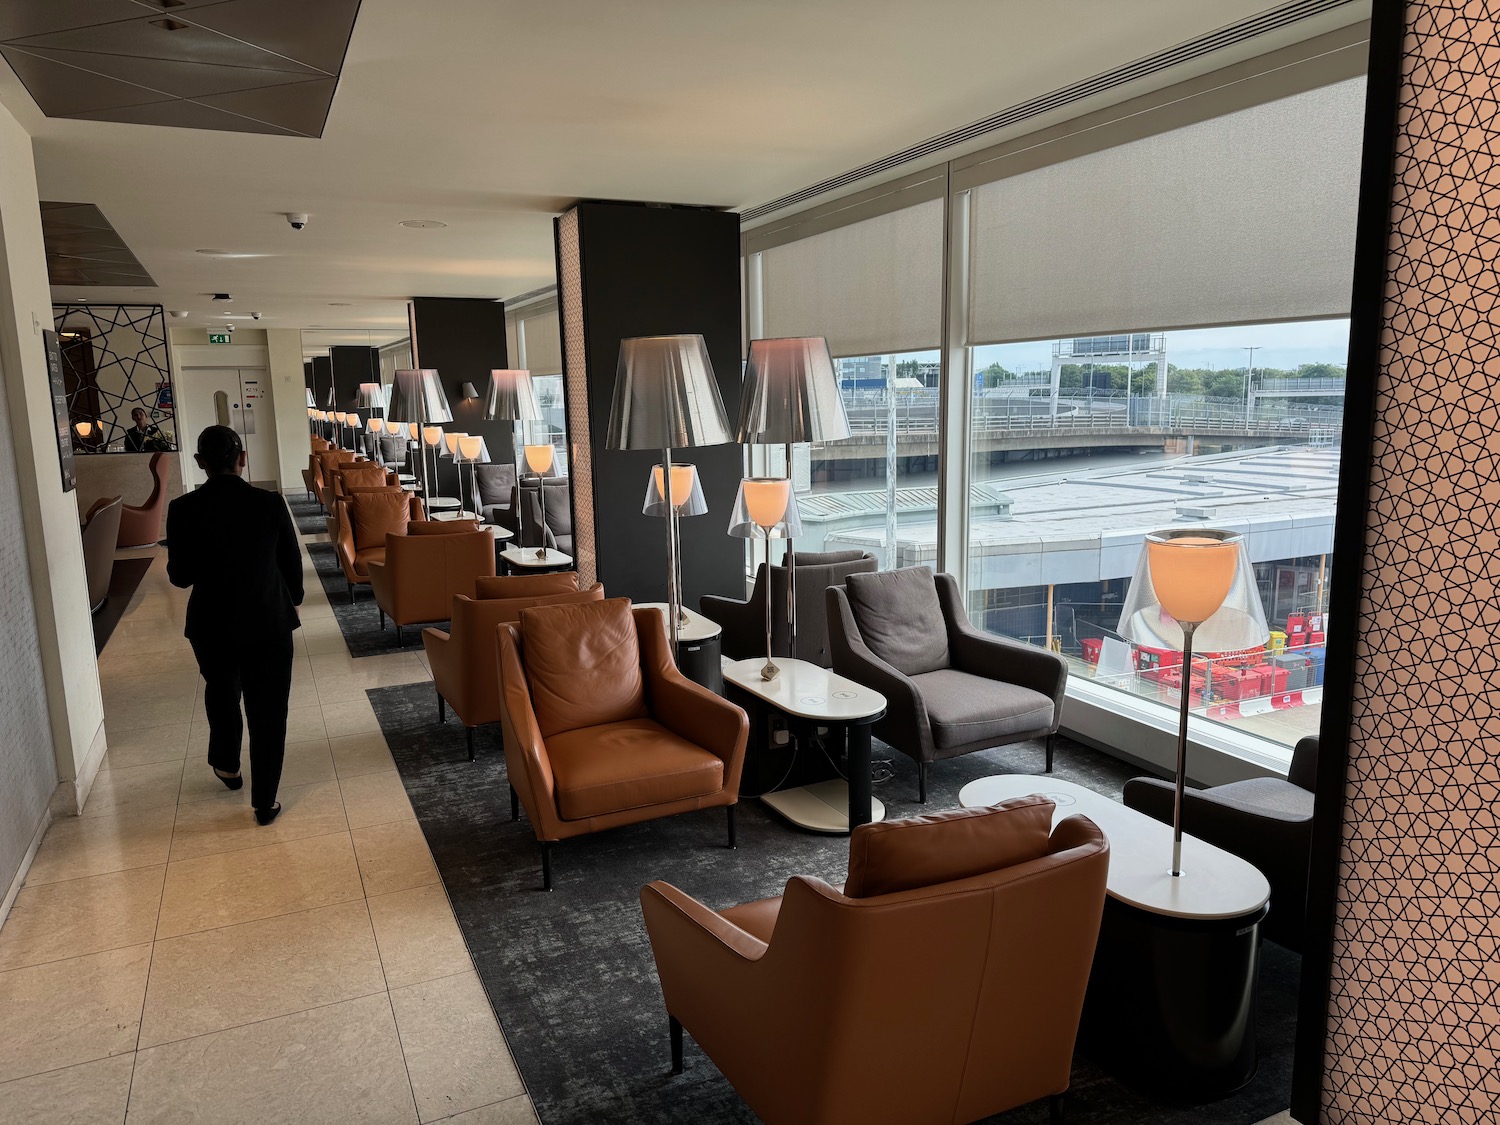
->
[969,319,1351,373]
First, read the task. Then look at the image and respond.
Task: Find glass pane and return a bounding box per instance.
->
[966,320,1345,749]
[792,349,940,572]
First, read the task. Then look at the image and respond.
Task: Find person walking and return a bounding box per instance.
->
[167,426,303,825]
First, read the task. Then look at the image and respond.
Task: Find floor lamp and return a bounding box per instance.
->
[442,431,469,514]
[359,382,386,457]
[643,463,709,625]
[727,477,803,680]
[522,442,556,559]
[484,368,543,535]
[1119,529,1267,876]
[736,337,852,658]
[605,335,733,652]
[387,369,452,510]
[456,435,490,519]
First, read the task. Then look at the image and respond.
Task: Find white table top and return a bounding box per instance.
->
[396,474,417,483]
[723,657,886,721]
[635,603,722,643]
[501,547,573,568]
[425,496,462,510]
[957,775,1270,921]
[430,509,480,522]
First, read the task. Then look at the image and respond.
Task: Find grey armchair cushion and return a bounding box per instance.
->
[910,668,1055,751]
[378,433,407,465]
[844,566,949,676]
[475,464,516,507]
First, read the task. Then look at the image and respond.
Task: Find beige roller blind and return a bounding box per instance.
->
[968,77,1365,345]
[762,198,943,358]
[518,306,562,375]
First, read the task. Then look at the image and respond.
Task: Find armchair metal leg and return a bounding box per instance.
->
[379,609,386,630]
[1049,1092,1064,1124]
[726,805,736,849]
[465,727,475,762]
[437,694,446,723]
[918,760,928,804]
[348,581,356,604]
[539,842,553,892]
[1046,732,1056,773]
[669,1015,684,1075]
[510,784,519,822]
[396,625,404,646]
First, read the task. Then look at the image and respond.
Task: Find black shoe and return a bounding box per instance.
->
[254,803,282,826]
[214,768,243,791]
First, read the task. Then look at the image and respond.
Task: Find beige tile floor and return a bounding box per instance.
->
[0,524,536,1124]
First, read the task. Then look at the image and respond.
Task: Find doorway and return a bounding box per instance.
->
[178,366,277,490]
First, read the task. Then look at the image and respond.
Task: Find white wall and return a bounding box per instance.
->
[267,328,308,492]
[0,101,106,817]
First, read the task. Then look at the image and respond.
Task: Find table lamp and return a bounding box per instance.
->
[605,335,733,651]
[344,413,362,453]
[643,463,708,626]
[306,406,318,435]
[358,382,386,415]
[368,417,386,435]
[456,434,490,520]
[1119,528,1267,877]
[388,369,452,508]
[728,478,803,680]
[735,337,851,658]
[523,441,556,559]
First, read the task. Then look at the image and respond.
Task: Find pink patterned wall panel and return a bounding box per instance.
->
[1324,2,1500,1120]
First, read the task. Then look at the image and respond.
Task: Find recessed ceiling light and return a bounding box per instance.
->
[196,249,266,258]
[329,302,352,306]
[149,17,190,31]
[399,219,447,229]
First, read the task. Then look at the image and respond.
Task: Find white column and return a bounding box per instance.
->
[266,328,308,492]
[0,104,107,813]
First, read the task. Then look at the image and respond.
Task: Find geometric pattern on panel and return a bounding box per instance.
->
[556,207,598,589]
[53,304,176,453]
[1323,2,1500,1122]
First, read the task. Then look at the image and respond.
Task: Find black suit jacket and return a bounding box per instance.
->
[166,475,304,641]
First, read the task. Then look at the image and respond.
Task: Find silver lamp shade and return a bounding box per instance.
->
[642,464,708,518]
[305,389,316,408]
[357,382,387,412]
[484,369,542,422]
[605,335,732,451]
[736,336,851,444]
[386,369,452,424]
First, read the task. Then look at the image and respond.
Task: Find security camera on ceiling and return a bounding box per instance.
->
[250,311,263,320]
[286,212,310,231]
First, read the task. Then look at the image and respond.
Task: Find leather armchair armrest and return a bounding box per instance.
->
[825,586,930,752]
[497,623,559,836]
[366,559,391,605]
[640,881,770,966]
[422,624,458,698]
[335,517,358,581]
[936,573,1068,712]
[637,610,749,791]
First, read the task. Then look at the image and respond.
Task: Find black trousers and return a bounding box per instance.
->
[190,630,295,812]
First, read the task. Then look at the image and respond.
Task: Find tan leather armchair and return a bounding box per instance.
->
[424,574,604,760]
[325,483,405,542]
[81,496,123,612]
[641,798,1109,1125]
[312,448,355,509]
[321,461,390,509]
[499,598,749,890]
[117,451,169,547]
[334,491,425,602]
[367,522,497,645]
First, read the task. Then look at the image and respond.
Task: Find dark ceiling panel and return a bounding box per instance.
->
[8,17,324,73]
[195,77,338,137]
[12,45,320,99]
[67,97,300,135]
[0,47,169,115]
[0,1,152,42]
[179,0,362,74]
[0,0,359,137]
[40,202,155,287]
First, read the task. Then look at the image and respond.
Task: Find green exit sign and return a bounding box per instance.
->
[207,332,231,344]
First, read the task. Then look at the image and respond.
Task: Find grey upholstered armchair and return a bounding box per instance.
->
[826,566,1068,802]
[1123,736,1318,951]
[700,550,878,668]
[80,496,123,613]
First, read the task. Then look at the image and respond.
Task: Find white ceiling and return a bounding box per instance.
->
[0,0,1355,332]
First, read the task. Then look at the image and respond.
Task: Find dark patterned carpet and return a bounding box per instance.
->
[368,680,1299,1125]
